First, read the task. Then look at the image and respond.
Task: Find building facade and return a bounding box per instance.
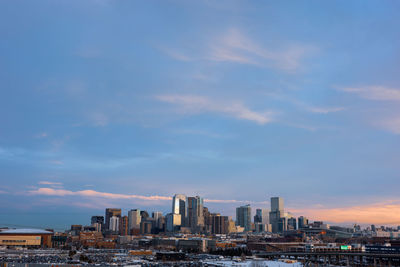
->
[236,204,251,232]
[105,208,121,231]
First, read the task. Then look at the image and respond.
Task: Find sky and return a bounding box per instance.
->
[1,0,400,230]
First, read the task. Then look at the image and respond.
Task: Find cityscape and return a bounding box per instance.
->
[2,0,400,266]
[1,195,400,266]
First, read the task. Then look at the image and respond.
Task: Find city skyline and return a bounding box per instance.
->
[1,0,400,229]
[1,192,399,231]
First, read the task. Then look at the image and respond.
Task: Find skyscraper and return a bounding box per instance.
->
[172,194,187,226]
[128,209,141,233]
[105,208,121,231]
[271,197,284,212]
[188,196,204,231]
[120,215,129,236]
[91,216,104,232]
[236,204,251,232]
[210,214,229,234]
[254,209,269,224]
[109,216,119,232]
[152,211,163,221]
[287,217,297,230]
[166,213,181,232]
[91,215,104,225]
[269,197,284,233]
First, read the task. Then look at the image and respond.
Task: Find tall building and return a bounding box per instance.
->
[120,215,129,236]
[109,216,119,233]
[128,209,141,233]
[298,216,309,229]
[271,197,284,212]
[152,211,163,221]
[172,194,187,226]
[140,219,153,234]
[254,209,271,233]
[152,211,164,232]
[236,204,251,232]
[91,216,104,225]
[188,196,204,231]
[287,217,297,230]
[269,197,284,233]
[254,209,269,224]
[211,214,229,234]
[140,210,149,219]
[105,208,121,231]
[91,216,104,232]
[166,213,181,232]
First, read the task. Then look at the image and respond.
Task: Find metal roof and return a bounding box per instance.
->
[0,228,53,234]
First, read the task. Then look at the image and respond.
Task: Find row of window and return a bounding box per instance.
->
[1,240,27,243]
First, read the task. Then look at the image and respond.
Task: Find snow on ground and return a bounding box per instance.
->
[201,259,303,267]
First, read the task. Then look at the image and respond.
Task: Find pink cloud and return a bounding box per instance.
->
[29,187,172,201]
[38,181,63,186]
[28,188,266,205]
[156,94,273,125]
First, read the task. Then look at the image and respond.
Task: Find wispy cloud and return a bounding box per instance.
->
[340,85,400,101]
[38,181,63,186]
[306,106,345,114]
[28,187,266,206]
[207,28,312,71]
[157,46,193,62]
[378,117,400,135]
[29,188,172,201]
[34,132,48,139]
[156,95,273,125]
[161,28,313,72]
[338,85,400,134]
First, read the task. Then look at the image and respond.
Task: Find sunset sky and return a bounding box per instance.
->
[1,0,400,230]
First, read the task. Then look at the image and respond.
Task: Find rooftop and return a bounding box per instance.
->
[0,228,53,235]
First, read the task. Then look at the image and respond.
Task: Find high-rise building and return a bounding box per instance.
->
[105,208,121,231]
[120,215,129,236]
[140,210,149,219]
[287,217,297,230]
[210,214,229,234]
[188,196,204,231]
[254,209,269,224]
[140,219,153,234]
[166,213,181,232]
[152,211,163,221]
[269,197,284,233]
[172,194,187,226]
[91,216,104,232]
[91,216,104,225]
[152,211,164,232]
[298,216,309,229]
[128,209,141,233]
[254,209,271,233]
[236,204,251,232]
[109,216,119,232]
[271,197,284,212]
[269,197,287,233]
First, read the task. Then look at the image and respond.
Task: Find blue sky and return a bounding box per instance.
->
[1,0,400,230]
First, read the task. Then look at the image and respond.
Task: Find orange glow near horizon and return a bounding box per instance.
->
[291,201,400,225]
